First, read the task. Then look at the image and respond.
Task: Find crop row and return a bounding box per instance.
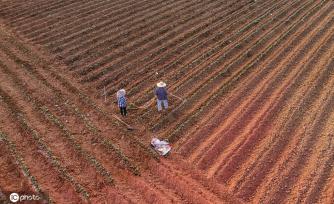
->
[169,0,310,101]
[235,58,334,202]
[0,41,141,176]
[0,47,115,185]
[179,3,334,166]
[0,78,90,201]
[19,0,132,36]
[141,0,306,127]
[17,58,141,175]
[173,3,334,202]
[163,0,326,142]
[1,0,79,21]
[226,48,332,192]
[95,0,258,90]
[128,0,294,125]
[64,101,141,176]
[197,11,334,177]
[130,0,291,106]
[37,0,169,45]
[303,134,334,204]
[0,30,160,160]
[259,132,334,203]
[0,0,79,14]
[128,0,288,105]
[0,130,52,203]
[40,105,115,184]
[224,29,334,200]
[9,0,82,25]
[66,1,212,73]
[262,88,334,203]
[0,40,141,175]
[15,0,106,28]
[166,0,301,94]
[20,116,91,201]
[26,0,152,40]
[60,0,198,63]
[119,0,266,92]
[74,0,231,72]
[74,0,225,75]
[150,164,222,203]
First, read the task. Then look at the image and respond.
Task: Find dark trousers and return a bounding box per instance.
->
[119,107,127,116]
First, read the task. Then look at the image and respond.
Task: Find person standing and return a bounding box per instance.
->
[155,81,168,111]
[117,89,127,116]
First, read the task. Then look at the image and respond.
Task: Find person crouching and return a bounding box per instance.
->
[117,89,127,116]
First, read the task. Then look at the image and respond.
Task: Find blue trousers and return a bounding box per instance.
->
[157,99,168,111]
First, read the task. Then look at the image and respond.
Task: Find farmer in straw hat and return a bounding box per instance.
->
[116,89,127,116]
[155,81,168,111]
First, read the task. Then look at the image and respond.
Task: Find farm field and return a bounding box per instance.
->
[0,0,334,203]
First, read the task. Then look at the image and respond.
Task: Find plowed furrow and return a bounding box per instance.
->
[57,0,186,63]
[0,2,35,17]
[302,134,334,203]
[0,131,52,203]
[0,97,90,203]
[157,157,243,203]
[232,46,334,202]
[147,0,310,126]
[0,29,159,160]
[0,139,34,193]
[60,0,214,61]
[0,38,142,176]
[0,1,36,15]
[177,1,332,157]
[0,42,128,183]
[0,0,89,19]
[125,2,281,103]
[169,0,308,98]
[135,0,300,120]
[316,163,334,204]
[26,0,140,42]
[75,0,228,78]
[98,0,269,92]
[27,0,148,41]
[6,0,80,26]
[46,0,181,55]
[193,6,334,172]
[153,0,324,140]
[0,53,115,187]
[0,57,116,194]
[1,1,332,203]
[225,40,334,196]
[286,131,334,204]
[0,0,78,23]
[0,101,78,203]
[37,0,168,46]
[148,162,221,203]
[68,0,225,74]
[16,0,114,33]
[258,86,334,203]
[21,0,130,37]
[122,173,186,203]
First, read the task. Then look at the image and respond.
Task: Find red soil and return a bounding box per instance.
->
[0,0,333,203]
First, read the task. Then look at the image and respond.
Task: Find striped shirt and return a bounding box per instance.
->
[117,96,127,107]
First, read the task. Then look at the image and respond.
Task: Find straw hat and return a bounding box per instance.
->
[117,89,126,97]
[156,81,166,87]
